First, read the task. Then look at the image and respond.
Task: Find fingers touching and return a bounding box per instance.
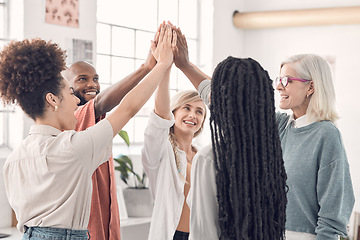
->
[172,31,177,50]
[151,22,185,68]
[158,24,166,44]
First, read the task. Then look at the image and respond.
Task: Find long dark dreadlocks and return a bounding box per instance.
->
[210,57,287,240]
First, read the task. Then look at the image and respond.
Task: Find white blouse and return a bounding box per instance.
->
[3,119,113,232]
[188,144,220,240]
[142,111,198,240]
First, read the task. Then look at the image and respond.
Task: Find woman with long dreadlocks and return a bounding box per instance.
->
[174,26,354,239]
[141,25,207,240]
[178,45,354,240]
[186,57,287,240]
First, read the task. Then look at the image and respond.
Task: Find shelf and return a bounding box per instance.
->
[120,217,151,228]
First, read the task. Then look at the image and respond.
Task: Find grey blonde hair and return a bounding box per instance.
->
[168,90,207,177]
[281,54,339,123]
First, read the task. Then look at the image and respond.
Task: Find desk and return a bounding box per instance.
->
[0,228,22,239]
[120,217,151,240]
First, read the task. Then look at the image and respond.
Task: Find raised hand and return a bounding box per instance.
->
[173,28,190,69]
[151,24,176,68]
[143,48,157,71]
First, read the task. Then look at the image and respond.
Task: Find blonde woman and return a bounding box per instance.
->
[142,47,206,239]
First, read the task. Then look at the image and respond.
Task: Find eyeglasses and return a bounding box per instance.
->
[275,76,311,88]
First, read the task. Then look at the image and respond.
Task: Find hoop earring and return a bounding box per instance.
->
[54,106,58,112]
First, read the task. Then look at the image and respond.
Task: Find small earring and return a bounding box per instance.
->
[54,106,58,112]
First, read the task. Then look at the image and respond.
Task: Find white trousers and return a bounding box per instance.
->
[285,231,316,240]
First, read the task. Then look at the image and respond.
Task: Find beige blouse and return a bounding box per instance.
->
[3,119,113,232]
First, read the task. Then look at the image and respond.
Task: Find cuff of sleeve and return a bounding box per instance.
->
[149,110,175,129]
[198,79,211,106]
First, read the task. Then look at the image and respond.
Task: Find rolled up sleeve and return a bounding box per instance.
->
[142,111,175,198]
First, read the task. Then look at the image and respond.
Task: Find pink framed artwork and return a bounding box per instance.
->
[45,0,79,28]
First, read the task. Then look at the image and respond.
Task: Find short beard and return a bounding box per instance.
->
[74,91,88,106]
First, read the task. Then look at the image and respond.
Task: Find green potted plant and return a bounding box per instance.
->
[114,130,147,188]
[114,130,153,217]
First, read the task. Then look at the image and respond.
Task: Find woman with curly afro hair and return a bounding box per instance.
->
[0,24,175,240]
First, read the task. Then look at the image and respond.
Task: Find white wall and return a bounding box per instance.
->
[243,0,359,12]
[212,0,360,231]
[212,0,244,67]
[23,0,97,62]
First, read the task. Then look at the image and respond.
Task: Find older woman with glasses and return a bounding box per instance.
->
[275,54,354,240]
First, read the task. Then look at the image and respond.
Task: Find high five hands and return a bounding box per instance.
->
[151,23,177,67]
[152,21,211,91]
[170,24,190,69]
[151,21,190,68]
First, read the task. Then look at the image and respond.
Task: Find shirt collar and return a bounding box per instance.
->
[286,114,315,128]
[29,124,62,137]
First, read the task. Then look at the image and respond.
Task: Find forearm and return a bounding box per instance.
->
[94,63,152,118]
[179,63,210,90]
[106,63,170,136]
[154,68,171,120]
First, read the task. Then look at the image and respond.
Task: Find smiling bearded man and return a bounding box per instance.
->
[63,54,156,240]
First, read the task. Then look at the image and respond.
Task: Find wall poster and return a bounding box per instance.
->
[45,0,79,28]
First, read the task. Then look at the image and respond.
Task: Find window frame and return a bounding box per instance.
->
[0,0,12,149]
[96,0,200,145]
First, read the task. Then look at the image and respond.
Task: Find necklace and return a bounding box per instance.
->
[186,147,196,164]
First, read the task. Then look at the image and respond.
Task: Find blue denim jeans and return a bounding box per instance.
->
[22,226,90,240]
[173,230,189,240]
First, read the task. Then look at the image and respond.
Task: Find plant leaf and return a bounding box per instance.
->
[114,155,133,169]
[120,173,128,184]
[142,172,147,185]
[118,130,130,146]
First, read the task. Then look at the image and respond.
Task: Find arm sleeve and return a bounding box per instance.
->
[141,111,175,199]
[70,119,113,174]
[315,133,355,240]
[198,79,211,107]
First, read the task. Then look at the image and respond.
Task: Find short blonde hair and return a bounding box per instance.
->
[281,54,339,123]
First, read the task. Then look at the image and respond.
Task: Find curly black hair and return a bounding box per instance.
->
[210,57,287,240]
[0,39,66,120]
